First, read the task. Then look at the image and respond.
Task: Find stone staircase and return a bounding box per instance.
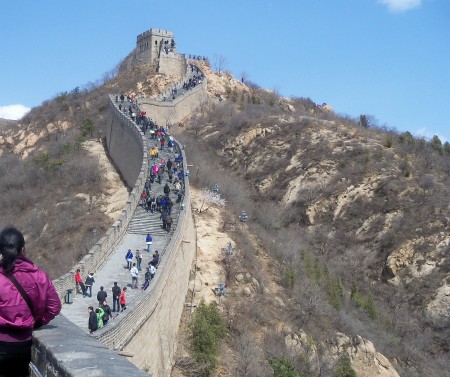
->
[126,127,182,238]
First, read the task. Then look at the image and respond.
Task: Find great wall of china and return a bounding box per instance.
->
[29,29,207,377]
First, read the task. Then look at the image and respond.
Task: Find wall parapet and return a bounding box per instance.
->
[30,315,149,377]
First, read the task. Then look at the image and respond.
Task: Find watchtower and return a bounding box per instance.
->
[135,28,176,67]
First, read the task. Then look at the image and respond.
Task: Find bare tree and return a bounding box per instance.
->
[234,332,270,377]
[197,188,226,213]
[213,54,228,74]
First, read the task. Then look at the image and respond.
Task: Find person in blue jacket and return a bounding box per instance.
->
[146,233,152,253]
[125,249,133,270]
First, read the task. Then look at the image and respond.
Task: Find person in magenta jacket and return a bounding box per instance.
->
[0,226,61,377]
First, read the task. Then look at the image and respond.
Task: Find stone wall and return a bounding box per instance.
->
[30,315,149,377]
[139,78,207,127]
[159,52,187,77]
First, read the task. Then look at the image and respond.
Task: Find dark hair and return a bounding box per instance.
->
[88,306,94,311]
[0,226,25,274]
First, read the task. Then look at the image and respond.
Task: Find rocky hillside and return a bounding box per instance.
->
[173,62,449,376]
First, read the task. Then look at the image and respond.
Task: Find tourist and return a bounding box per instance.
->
[88,306,98,334]
[101,300,111,326]
[84,272,95,298]
[111,282,121,312]
[125,249,133,270]
[136,249,142,271]
[0,226,61,377]
[150,250,160,267]
[75,268,86,296]
[146,233,152,252]
[166,214,173,232]
[130,263,139,289]
[96,307,105,329]
[96,286,107,307]
[120,287,127,311]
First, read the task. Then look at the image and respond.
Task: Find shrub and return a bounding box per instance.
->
[444,141,450,155]
[384,136,393,148]
[79,118,95,140]
[300,250,344,309]
[430,135,443,155]
[283,266,296,289]
[269,358,302,377]
[351,283,378,320]
[399,158,411,177]
[334,354,356,377]
[187,299,226,376]
[398,131,414,145]
[359,114,368,128]
[326,276,344,310]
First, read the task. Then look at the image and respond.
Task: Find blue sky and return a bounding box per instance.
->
[0,0,449,142]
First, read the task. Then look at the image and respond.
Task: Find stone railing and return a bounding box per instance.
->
[51,98,148,300]
[30,315,149,377]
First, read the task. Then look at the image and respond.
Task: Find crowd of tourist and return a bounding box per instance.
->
[80,93,187,334]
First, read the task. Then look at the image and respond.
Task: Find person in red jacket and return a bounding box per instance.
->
[0,226,61,377]
[75,268,86,296]
[120,287,127,312]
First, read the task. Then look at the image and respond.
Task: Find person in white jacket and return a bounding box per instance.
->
[130,263,139,289]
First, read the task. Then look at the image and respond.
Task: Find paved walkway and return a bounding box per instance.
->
[61,105,182,332]
[155,62,204,102]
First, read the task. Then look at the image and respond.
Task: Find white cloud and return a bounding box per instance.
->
[0,104,31,120]
[379,0,422,12]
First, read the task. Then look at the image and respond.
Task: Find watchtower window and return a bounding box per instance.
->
[155,40,158,45]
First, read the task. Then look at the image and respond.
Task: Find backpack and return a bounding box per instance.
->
[145,270,151,280]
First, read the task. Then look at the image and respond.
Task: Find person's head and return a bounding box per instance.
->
[100,286,104,291]
[77,269,81,273]
[88,306,94,313]
[133,263,136,266]
[0,226,25,274]
[103,300,107,306]
[95,308,100,313]
[123,287,127,291]
[113,282,118,286]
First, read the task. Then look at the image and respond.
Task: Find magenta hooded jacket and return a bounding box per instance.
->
[0,256,61,343]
